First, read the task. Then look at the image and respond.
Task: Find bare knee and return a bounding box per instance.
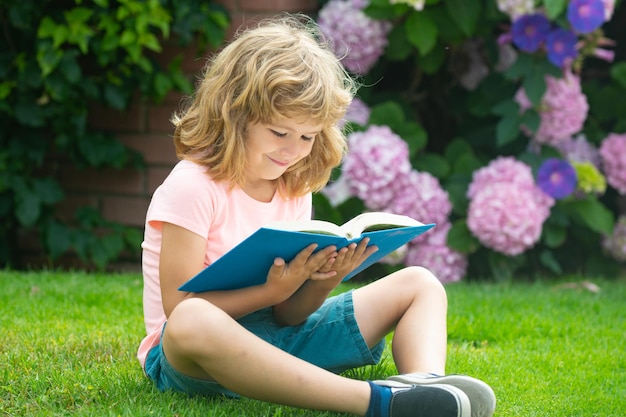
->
[397,266,448,305]
[164,298,229,357]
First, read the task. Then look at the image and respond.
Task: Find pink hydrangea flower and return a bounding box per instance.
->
[405,223,467,284]
[467,157,554,256]
[556,134,601,167]
[602,215,626,262]
[321,174,352,207]
[317,0,392,75]
[599,133,626,194]
[385,170,452,229]
[339,97,371,129]
[515,71,589,146]
[343,125,412,209]
[467,156,536,199]
[467,182,553,256]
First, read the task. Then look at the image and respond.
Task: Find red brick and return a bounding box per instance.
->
[146,166,176,194]
[156,38,211,74]
[60,166,144,195]
[88,100,146,133]
[147,103,178,133]
[101,196,151,227]
[119,134,178,166]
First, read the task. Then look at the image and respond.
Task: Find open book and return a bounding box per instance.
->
[179,212,435,292]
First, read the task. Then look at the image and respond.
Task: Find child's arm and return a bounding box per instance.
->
[159,222,337,320]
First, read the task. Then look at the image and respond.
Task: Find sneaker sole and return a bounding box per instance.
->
[387,375,496,417]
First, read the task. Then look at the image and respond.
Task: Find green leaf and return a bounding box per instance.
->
[385,23,413,61]
[444,0,481,36]
[491,99,519,117]
[610,62,626,89]
[519,109,540,135]
[32,178,64,205]
[542,222,567,248]
[416,44,446,74]
[543,0,568,19]
[153,72,172,101]
[488,251,523,281]
[36,46,63,77]
[522,70,547,107]
[504,54,533,80]
[563,197,615,235]
[396,122,428,157]
[447,219,480,253]
[15,186,40,227]
[0,81,16,100]
[368,101,406,128]
[539,249,563,274]
[405,11,438,56]
[413,153,450,178]
[45,220,72,259]
[496,114,521,147]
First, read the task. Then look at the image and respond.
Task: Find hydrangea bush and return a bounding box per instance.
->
[314,0,626,282]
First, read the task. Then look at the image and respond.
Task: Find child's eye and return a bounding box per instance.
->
[271,130,287,138]
[301,135,313,141]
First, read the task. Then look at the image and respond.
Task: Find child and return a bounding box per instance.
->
[138,14,496,417]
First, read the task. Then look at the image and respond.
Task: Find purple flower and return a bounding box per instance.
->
[567,0,605,34]
[537,158,578,199]
[511,13,551,52]
[546,28,579,68]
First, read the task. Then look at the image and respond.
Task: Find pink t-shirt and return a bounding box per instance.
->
[137,159,312,368]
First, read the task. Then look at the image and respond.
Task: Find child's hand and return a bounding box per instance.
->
[264,243,337,299]
[311,238,378,283]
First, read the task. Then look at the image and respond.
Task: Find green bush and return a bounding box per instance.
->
[0,0,229,269]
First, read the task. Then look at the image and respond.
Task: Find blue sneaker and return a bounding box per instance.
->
[386,374,496,417]
[372,380,471,417]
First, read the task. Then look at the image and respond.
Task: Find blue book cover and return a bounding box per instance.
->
[179,219,435,292]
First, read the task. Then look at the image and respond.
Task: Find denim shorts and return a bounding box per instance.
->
[144,290,385,397]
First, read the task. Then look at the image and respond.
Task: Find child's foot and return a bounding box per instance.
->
[368,380,470,417]
[386,374,496,417]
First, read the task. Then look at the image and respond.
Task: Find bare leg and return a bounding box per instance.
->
[352,266,448,375]
[162,298,371,415]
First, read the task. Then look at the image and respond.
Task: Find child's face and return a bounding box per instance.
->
[244,117,322,183]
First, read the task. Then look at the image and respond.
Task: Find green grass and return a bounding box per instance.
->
[1,271,624,416]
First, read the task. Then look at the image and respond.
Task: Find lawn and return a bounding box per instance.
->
[1,270,624,416]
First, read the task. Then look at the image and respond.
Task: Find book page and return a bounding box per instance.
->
[340,212,424,238]
[264,219,344,236]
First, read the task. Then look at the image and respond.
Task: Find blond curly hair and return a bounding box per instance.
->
[172,14,357,197]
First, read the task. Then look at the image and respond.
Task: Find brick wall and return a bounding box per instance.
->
[40,0,319,269]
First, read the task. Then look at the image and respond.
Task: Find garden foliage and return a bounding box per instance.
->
[316,0,626,281]
[0,0,229,268]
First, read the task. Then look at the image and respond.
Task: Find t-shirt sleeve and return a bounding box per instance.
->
[145,164,217,239]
